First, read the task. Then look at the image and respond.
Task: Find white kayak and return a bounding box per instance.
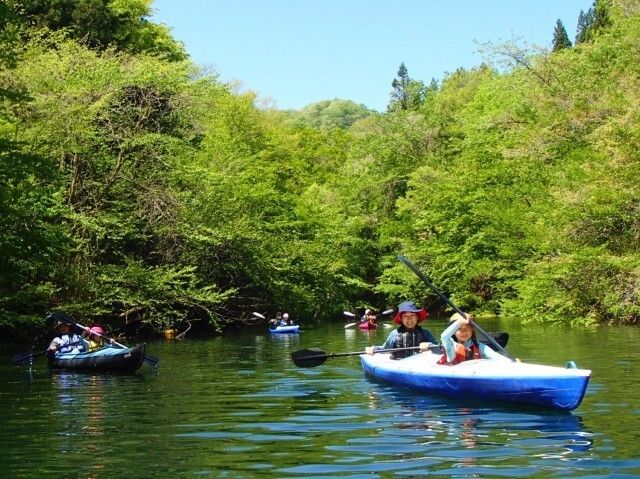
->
[360,351,591,411]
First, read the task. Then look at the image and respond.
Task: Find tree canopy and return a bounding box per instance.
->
[2,0,639,338]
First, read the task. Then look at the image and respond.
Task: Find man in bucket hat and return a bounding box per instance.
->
[366,301,437,359]
[47,319,86,355]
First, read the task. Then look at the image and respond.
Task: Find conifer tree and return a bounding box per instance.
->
[575,8,594,44]
[390,62,410,111]
[576,0,611,44]
[388,63,426,112]
[552,19,572,51]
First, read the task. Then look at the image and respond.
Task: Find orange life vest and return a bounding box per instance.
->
[438,341,481,365]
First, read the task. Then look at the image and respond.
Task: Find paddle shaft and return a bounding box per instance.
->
[397,255,515,361]
[81,322,159,366]
[307,345,439,360]
[11,340,83,365]
[72,321,128,348]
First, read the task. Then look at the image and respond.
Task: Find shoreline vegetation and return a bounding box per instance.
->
[1,0,639,340]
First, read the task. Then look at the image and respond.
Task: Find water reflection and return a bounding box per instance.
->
[50,373,111,478]
[344,328,356,349]
[2,321,639,478]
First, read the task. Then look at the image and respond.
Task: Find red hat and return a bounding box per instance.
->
[393,301,428,324]
[89,326,104,336]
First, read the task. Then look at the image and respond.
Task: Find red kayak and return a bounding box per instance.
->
[358,321,377,330]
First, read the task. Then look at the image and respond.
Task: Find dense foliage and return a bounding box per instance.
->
[1,0,638,338]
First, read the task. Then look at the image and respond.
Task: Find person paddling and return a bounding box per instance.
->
[360,309,377,327]
[438,312,515,364]
[47,321,86,356]
[366,301,437,359]
[82,326,115,352]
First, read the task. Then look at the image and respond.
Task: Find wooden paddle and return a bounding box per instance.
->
[291,344,442,368]
[396,255,516,361]
[49,311,160,367]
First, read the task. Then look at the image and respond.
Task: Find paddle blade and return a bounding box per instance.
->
[11,352,34,365]
[344,322,356,329]
[343,311,356,318]
[47,310,75,325]
[143,354,160,367]
[11,348,50,365]
[380,309,394,316]
[252,312,266,320]
[478,332,509,350]
[291,348,328,368]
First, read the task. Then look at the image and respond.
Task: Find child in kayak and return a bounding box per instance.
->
[83,326,114,352]
[439,312,512,364]
[365,301,437,359]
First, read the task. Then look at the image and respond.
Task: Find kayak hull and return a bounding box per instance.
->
[49,345,145,373]
[358,322,377,330]
[269,325,300,334]
[360,352,590,411]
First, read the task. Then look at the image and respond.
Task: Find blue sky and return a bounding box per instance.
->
[151,0,593,112]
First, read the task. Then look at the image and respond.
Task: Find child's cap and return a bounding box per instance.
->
[89,326,104,336]
[450,312,469,323]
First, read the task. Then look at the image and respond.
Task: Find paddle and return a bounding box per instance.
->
[345,309,393,329]
[343,311,357,329]
[291,344,442,368]
[49,311,160,367]
[377,308,395,328]
[396,255,516,361]
[11,341,83,365]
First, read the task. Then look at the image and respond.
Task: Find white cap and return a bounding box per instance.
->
[365,309,371,315]
[283,313,289,319]
[450,312,467,322]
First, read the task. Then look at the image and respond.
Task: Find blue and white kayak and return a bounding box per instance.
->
[360,350,590,411]
[49,345,145,373]
[269,325,300,334]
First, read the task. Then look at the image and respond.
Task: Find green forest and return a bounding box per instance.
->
[1,0,639,340]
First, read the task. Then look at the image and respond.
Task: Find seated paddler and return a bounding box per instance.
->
[438,312,512,365]
[83,326,114,352]
[47,320,86,356]
[366,300,437,359]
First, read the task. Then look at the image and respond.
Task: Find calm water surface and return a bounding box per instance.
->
[1,318,639,478]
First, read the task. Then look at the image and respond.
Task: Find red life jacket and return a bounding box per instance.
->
[438,341,481,365]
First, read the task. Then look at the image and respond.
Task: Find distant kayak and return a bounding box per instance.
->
[269,325,300,334]
[49,345,145,373]
[358,322,377,330]
[360,350,590,411]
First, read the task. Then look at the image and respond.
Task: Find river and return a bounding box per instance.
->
[1,317,639,478]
